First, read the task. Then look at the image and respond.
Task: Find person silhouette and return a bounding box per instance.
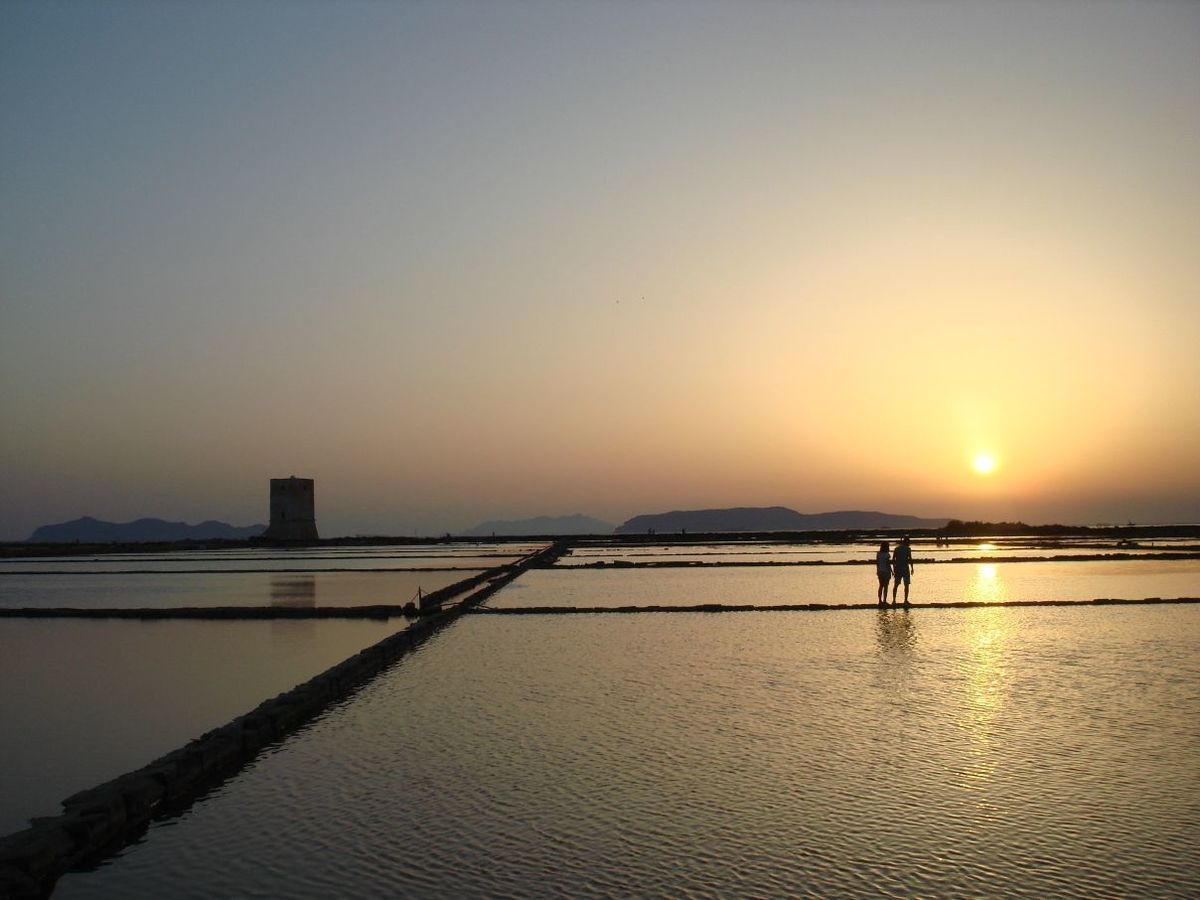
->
[891,536,914,606]
[875,541,891,606]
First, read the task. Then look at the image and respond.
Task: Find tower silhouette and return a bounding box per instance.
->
[264,476,318,542]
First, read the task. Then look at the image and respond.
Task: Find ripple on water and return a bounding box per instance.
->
[57,606,1200,898]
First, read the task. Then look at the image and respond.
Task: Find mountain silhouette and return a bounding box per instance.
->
[615,507,949,534]
[27,516,266,543]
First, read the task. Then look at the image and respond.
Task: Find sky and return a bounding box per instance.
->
[2,0,1198,539]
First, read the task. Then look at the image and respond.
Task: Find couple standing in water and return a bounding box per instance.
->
[876,537,914,607]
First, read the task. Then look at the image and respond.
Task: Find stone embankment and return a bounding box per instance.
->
[0,543,564,899]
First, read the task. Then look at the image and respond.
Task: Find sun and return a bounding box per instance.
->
[972,453,997,475]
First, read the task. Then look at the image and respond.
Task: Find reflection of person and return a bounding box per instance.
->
[876,606,916,658]
[875,541,891,606]
[891,536,914,606]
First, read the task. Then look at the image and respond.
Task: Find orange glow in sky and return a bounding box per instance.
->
[1,1,1197,538]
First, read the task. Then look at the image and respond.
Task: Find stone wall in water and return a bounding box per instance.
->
[0,543,561,898]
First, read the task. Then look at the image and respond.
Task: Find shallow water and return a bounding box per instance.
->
[0,543,541,574]
[0,617,405,834]
[0,569,485,610]
[490,559,1200,608]
[561,538,1200,565]
[0,555,522,574]
[56,606,1200,897]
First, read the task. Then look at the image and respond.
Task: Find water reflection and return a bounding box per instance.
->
[270,575,317,608]
[965,562,1008,604]
[875,610,918,704]
[957,607,1012,792]
[875,610,917,659]
[496,559,1200,611]
[49,609,1200,899]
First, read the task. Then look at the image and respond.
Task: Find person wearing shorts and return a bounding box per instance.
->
[875,541,891,606]
[891,536,914,606]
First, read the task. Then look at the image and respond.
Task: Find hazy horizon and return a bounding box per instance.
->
[3,1,1198,542]
[16,499,1199,542]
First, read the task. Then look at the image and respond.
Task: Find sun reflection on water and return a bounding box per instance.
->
[966,562,1008,604]
[957,606,1012,796]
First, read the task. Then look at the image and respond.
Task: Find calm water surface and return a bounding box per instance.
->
[58,606,1200,898]
[562,538,1200,565]
[0,544,540,575]
[0,556,520,574]
[0,569,482,609]
[492,559,1200,608]
[0,618,406,834]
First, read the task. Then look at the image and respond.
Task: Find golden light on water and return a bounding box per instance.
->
[969,563,1007,604]
[957,605,1012,792]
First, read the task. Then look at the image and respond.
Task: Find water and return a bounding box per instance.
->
[0,543,543,609]
[0,543,541,568]
[55,606,1200,897]
[7,542,1198,895]
[560,538,1200,566]
[0,553,527,574]
[490,559,1200,608]
[0,543,533,834]
[0,617,405,834]
[0,569,483,609]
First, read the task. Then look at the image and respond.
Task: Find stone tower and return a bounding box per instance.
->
[264,476,319,542]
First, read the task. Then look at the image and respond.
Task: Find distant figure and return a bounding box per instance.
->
[892,536,914,606]
[875,541,891,606]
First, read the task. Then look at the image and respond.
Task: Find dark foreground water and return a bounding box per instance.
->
[0,618,404,834]
[57,605,1200,898]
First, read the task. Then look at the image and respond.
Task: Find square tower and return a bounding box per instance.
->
[264,476,319,542]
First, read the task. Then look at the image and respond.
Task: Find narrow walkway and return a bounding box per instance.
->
[0,543,565,899]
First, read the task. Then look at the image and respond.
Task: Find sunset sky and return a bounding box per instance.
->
[2,0,1198,540]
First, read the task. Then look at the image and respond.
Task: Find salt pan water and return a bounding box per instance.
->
[56,604,1200,897]
[491,559,1200,608]
[0,617,404,834]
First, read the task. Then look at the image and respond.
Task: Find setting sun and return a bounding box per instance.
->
[972,453,998,475]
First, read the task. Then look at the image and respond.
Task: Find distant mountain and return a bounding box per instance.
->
[27,516,266,543]
[615,507,950,535]
[461,514,615,537]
